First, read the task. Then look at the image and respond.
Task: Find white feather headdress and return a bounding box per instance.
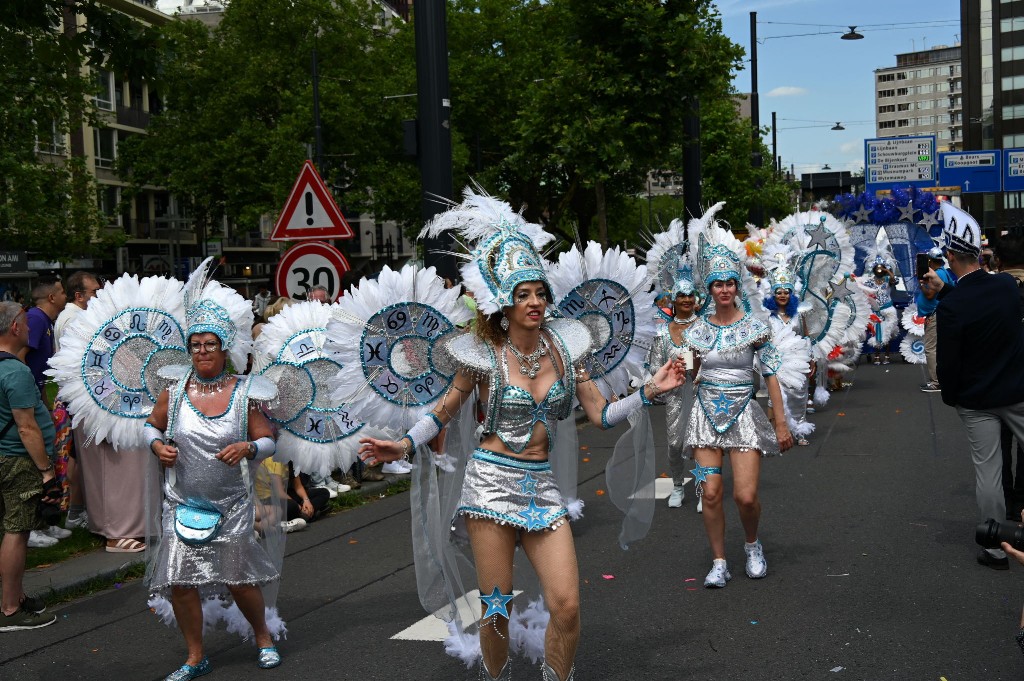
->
[419,186,555,316]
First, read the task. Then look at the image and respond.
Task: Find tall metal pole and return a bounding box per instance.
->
[771,111,778,175]
[749,12,764,227]
[415,0,456,280]
[682,96,702,222]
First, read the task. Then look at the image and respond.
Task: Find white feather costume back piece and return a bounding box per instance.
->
[643,217,688,294]
[326,264,473,434]
[764,212,863,354]
[900,334,927,364]
[546,241,657,398]
[254,301,377,476]
[45,274,186,450]
[418,187,555,316]
[182,256,254,372]
[900,301,925,337]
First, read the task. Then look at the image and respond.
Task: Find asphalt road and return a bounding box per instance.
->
[1,361,1021,681]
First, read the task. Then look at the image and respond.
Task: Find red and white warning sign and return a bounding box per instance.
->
[275,241,350,302]
[270,160,354,241]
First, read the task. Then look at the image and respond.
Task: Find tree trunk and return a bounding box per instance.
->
[595,180,608,247]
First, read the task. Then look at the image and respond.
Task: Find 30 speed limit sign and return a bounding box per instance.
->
[275,241,350,302]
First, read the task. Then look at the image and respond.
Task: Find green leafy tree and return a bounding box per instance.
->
[0,0,152,262]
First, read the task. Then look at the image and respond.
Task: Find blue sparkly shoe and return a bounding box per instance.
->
[164,657,211,681]
[257,646,281,669]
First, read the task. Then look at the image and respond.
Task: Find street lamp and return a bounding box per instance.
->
[841,26,864,40]
[365,229,376,261]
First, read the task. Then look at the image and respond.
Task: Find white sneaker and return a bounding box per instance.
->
[697,498,703,514]
[744,540,768,579]
[322,486,339,499]
[704,559,731,588]
[65,511,89,529]
[667,485,685,508]
[27,531,58,548]
[43,525,72,540]
[280,518,307,533]
[325,477,351,494]
[381,461,411,475]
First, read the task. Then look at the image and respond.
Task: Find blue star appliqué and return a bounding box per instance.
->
[479,586,514,620]
[711,391,734,415]
[690,463,721,485]
[530,400,550,425]
[517,498,551,531]
[516,472,539,496]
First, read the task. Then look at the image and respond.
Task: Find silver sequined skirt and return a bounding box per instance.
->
[684,385,780,457]
[452,448,568,538]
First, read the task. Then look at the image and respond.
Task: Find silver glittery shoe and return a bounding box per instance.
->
[480,658,511,680]
[257,646,281,669]
[704,559,731,588]
[542,661,575,681]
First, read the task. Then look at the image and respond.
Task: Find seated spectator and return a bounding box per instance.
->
[283,467,330,532]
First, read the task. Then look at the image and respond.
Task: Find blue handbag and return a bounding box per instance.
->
[174,503,223,545]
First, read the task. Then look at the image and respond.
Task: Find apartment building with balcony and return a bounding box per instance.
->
[874,44,963,153]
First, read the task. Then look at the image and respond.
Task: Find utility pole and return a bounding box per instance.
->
[749,11,764,228]
[415,0,456,280]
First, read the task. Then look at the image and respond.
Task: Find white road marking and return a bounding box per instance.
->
[391,589,523,642]
[654,476,693,499]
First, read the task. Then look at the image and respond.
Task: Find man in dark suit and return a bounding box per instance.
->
[936,204,1024,571]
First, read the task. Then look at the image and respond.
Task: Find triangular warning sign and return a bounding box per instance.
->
[270,160,354,241]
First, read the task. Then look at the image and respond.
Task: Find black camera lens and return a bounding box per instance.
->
[976,517,1024,552]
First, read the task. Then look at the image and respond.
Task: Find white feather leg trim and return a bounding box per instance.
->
[813,385,830,406]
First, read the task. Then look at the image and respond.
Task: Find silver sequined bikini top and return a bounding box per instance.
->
[442,318,593,454]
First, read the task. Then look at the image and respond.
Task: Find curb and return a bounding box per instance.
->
[23,472,410,604]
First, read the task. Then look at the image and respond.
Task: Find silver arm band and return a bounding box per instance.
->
[144,423,165,451]
[600,390,646,430]
[249,436,276,462]
[405,412,443,449]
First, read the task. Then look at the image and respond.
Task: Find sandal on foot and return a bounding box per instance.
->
[257,646,281,669]
[164,658,211,681]
[106,537,145,553]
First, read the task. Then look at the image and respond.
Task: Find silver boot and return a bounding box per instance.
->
[541,662,575,681]
[480,658,511,681]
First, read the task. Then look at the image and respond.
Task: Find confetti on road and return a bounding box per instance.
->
[659,472,669,478]
[580,446,589,451]
[750,621,758,625]
[602,574,615,580]
[684,578,696,582]
[595,489,605,496]
[686,587,697,591]
[582,458,590,463]
[838,412,846,417]
[826,573,850,577]
[349,539,358,544]
[830,667,844,672]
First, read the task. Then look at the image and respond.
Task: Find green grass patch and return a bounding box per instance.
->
[25,528,104,569]
[42,561,146,608]
[326,477,411,514]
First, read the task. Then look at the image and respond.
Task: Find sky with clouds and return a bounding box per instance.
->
[717,0,961,178]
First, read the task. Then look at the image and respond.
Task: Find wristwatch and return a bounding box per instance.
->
[246,441,257,458]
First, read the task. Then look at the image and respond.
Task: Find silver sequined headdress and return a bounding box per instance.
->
[419,186,555,316]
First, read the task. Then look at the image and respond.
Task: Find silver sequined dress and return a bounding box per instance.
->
[149,377,279,591]
[683,315,782,456]
[646,323,695,484]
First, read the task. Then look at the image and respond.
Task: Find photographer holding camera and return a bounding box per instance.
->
[0,301,58,630]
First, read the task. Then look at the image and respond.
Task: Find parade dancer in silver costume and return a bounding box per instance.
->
[358,189,686,681]
[683,205,797,589]
[145,260,284,680]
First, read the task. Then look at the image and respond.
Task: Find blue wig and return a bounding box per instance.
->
[763,291,799,317]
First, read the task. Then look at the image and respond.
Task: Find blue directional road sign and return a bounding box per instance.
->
[865,136,936,195]
[938,150,1001,193]
[1005,148,1024,192]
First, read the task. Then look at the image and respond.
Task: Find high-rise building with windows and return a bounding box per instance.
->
[961,0,1024,231]
[873,45,963,153]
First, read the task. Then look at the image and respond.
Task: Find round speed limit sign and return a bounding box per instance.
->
[275,241,350,302]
